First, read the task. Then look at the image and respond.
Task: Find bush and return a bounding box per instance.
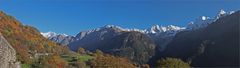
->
[76,60,87,68]
[89,50,136,68]
[141,64,150,68]
[156,57,190,68]
[78,47,86,54]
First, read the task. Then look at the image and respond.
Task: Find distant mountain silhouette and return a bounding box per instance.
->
[162,11,240,67]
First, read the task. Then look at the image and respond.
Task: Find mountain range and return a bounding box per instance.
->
[41,9,239,65]
[42,9,235,51]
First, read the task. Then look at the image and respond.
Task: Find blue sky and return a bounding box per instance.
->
[0,0,239,35]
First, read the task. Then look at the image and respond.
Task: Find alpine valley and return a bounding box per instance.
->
[0,9,239,68]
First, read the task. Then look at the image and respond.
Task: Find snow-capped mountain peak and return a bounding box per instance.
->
[102,25,127,31]
[41,31,74,46]
[62,34,69,37]
[187,9,236,30]
[229,11,235,14]
[41,31,69,38]
[148,25,185,34]
[216,9,236,19]
[216,9,227,19]
[104,25,119,28]
[100,25,146,33]
[149,25,162,33]
[41,31,58,38]
[219,9,226,15]
[166,25,185,31]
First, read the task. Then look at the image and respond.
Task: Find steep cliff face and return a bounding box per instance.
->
[0,33,20,68]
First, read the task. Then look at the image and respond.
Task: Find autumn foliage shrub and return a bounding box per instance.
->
[156,57,190,68]
[89,50,136,68]
[0,11,69,65]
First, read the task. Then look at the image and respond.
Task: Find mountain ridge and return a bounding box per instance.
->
[42,9,237,52]
[161,10,240,67]
[39,9,239,65]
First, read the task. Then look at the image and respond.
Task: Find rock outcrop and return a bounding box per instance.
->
[0,33,20,68]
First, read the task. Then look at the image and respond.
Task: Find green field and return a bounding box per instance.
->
[76,55,94,62]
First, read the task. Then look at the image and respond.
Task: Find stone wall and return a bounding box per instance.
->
[0,34,20,68]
